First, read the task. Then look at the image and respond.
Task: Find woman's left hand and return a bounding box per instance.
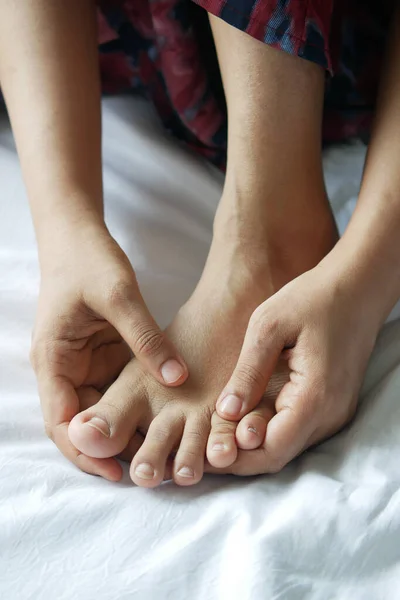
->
[205,259,384,475]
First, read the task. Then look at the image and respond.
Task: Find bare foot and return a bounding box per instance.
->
[68,210,337,486]
[206,360,291,473]
[76,360,291,478]
[68,248,271,486]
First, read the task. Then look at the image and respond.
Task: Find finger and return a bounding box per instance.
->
[210,388,315,476]
[237,385,315,473]
[216,305,289,421]
[68,360,147,459]
[39,377,122,481]
[265,381,317,467]
[235,363,289,450]
[206,411,238,468]
[98,279,188,387]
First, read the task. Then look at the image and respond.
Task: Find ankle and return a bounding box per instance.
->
[211,193,338,289]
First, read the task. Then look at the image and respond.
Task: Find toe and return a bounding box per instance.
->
[236,404,274,450]
[173,415,210,486]
[206,411,238,468]
[130,411,184,488]
[68,363,147,459]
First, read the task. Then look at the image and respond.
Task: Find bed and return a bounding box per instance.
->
[1,96,400,600]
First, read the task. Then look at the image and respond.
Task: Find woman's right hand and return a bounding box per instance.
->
[31,222,188,480]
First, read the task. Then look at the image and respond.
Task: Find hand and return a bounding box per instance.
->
[208,260,382,474]
[31,222,188,480]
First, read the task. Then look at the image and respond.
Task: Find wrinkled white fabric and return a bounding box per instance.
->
[1,97,400,600]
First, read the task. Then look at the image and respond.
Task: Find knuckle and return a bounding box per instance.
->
[234,362,265,390]
[247,305,266,329]
[30,339,58,373]
[248,307,280,342]
[105,277,136,309]
[309,374,329,399]
[132,326,165,358]
[248,307,264,334]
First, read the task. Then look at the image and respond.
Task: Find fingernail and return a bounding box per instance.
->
[161,359,185,384]
[177,466,194,478]
[86,416,110,438]
[135,463,155,480]
[212,443,226,451]
[219,394,242,417]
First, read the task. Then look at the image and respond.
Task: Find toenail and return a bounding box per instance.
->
[219,394,242,417]
[248,426,258,435]
[212,443,226,451]
[177,466,194,478]
[86,416,110,438]
[161,359,185,384]
[134,463,155,479]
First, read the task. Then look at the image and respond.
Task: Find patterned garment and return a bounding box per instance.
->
[0,2,390,169]
[97,0,392,169]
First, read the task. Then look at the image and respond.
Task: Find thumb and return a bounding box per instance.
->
[216,304,291,421]
[101,279,188,386]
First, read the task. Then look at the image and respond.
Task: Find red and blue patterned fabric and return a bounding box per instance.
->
[0,2,391,169]
[97,1,392,168]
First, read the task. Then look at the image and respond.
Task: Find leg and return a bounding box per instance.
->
[205,15,337,466]
[68,17,337,486]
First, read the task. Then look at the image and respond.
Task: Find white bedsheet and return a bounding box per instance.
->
[1,96,400,600]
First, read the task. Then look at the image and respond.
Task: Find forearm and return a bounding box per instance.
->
[326,11,400,322]
[0,0,104,264]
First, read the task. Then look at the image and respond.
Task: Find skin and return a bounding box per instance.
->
[208,11,400,473]
[3,3,399,486]
[71,14,400,482]
[0,0,188,481]
[68,18,338,486]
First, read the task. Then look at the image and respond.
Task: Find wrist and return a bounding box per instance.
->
[37,213,109,276]
[32,185,104,240]
[320,213,400,327]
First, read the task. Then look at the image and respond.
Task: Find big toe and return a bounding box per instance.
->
[69,375,147,459]
[206,412,238,468]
